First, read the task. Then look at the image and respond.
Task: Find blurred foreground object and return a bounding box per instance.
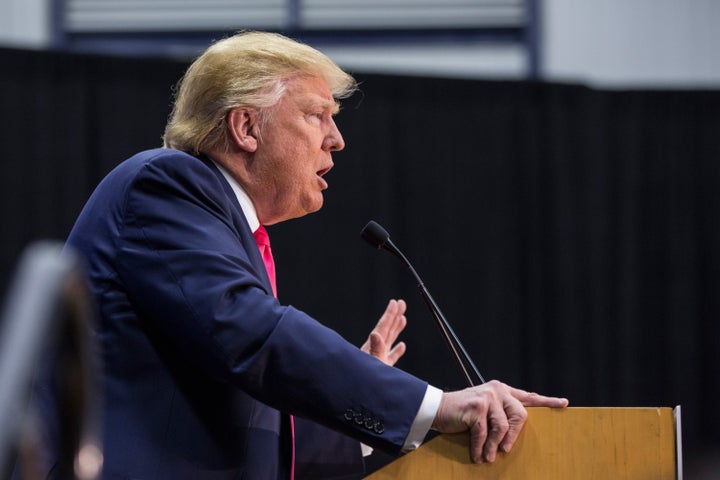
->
[0,242,102,479]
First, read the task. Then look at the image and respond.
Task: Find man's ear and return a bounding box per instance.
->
[226,107,259,153]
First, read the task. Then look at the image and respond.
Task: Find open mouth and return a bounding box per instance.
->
[316,166,332,177]
[316,166,332,189]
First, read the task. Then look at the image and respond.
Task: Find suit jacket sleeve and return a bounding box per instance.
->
[98,149,429,456]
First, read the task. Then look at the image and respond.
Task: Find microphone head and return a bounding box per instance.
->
[360,221,390,249]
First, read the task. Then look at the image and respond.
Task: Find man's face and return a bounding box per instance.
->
[250,75,345,225]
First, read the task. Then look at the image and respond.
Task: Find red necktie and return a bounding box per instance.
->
[253,225,294,479]
[253,225,277,297]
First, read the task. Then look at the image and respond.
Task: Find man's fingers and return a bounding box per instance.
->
[511,388,570,408]
[434,383,568,465]
[382,299,406,337]
[361,299,408,366]
[368,331,385,357]
[498,404,528,454]
[375,300,400,335]
[469,418,488,463]
[482,406,511,462]
[386,341,406,365]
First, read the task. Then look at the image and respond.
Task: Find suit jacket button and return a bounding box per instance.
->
[364,417,374,429]
[374,422,385,434]
[344,409,354,421]
[354,412,364,425]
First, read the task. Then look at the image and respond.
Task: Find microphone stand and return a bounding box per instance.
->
[362,221,485,387]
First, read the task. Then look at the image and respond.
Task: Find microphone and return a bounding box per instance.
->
[360,220,485,387]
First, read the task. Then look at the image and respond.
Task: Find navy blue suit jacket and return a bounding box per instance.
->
[34,149,428,479]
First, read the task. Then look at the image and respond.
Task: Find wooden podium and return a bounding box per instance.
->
[365,407,682,479]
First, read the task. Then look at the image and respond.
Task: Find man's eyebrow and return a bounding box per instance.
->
[316,99,340,114]
[330,101,341,115]
[299,95,341,114]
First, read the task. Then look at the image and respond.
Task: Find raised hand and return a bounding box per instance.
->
[361,299,408,367]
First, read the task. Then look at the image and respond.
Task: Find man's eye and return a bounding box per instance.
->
[307,113,325,122]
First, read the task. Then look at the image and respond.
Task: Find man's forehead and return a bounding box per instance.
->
[285,76,340,111]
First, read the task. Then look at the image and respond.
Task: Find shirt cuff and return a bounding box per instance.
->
[402,384,443,452]
[361,443,374,457]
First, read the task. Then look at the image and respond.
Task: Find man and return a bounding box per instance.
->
[34,31,567,479]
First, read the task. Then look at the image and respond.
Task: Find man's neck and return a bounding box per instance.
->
[211,160,260,232]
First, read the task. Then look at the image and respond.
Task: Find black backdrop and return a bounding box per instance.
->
[2,46,719,475]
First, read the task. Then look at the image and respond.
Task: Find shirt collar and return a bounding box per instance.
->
[212,161,260,233]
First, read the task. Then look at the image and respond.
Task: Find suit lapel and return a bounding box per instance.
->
[198,155,274,295]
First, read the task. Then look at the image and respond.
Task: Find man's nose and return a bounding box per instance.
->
[324,119,345,152]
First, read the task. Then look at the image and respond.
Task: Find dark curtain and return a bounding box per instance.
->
[2,47,719,475]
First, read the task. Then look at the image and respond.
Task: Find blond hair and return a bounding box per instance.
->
[163,31,357,154]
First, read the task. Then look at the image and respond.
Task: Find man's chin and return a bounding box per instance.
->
[306,195,324,215]
[286,199,324,221]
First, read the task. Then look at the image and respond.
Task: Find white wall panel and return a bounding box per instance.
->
[63,0,525,32]
[65,0,286,31]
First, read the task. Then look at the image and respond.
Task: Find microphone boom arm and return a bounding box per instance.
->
[385,238,485,387]
[362,221,485,387]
